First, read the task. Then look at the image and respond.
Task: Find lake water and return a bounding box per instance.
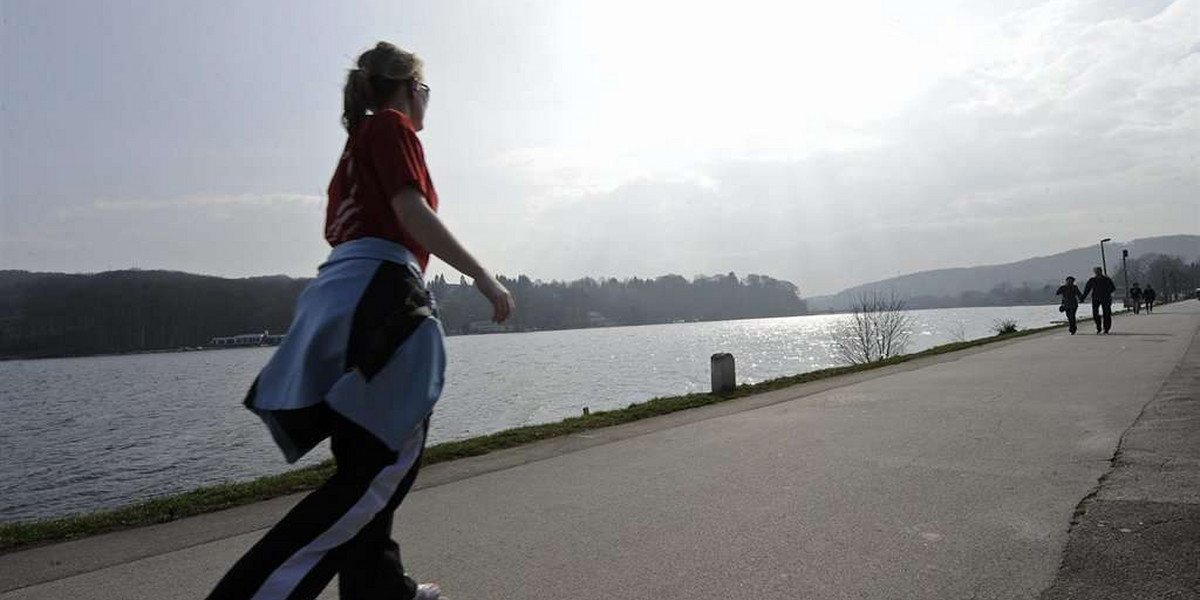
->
[0,305,1061,523]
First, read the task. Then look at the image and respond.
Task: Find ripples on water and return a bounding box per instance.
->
[0,305,1058,522]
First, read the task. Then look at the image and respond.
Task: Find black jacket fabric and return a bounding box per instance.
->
[1082,275,1116,303]
[1056,283,1083,308]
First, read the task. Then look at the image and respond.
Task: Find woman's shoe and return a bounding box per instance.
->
[416,582,444,600]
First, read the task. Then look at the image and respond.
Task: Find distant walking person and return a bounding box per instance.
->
[1144,285,1157,313]
[206,42,515,600]
[1129,282,1142,314]
[1080,267,1116,334]
[1056,276,1084,334]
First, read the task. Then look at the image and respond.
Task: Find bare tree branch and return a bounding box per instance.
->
[834,290,915,365]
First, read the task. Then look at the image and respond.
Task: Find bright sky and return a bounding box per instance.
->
[2,0,1197,294]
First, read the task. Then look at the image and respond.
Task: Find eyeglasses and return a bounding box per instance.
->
[415,81,430,98]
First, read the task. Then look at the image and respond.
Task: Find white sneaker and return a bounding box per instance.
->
[415,582,443,600]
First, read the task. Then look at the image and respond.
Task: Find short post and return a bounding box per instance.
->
[711,353,736,394]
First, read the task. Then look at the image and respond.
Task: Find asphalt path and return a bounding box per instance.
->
[4,301,1198,600]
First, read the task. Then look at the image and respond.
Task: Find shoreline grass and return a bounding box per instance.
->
[0,322,1065,553]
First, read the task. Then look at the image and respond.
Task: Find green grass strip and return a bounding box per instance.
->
[0,323,1060,552]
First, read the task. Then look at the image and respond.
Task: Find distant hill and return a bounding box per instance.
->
[808,235,1200,312]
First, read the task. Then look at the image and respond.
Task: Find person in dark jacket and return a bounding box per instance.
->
[1144,285,1157,313]
[1080,266,1117,334]
[1129,283,1142,314]
[1056,276,1084,334]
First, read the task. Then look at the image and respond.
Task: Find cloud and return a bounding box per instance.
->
[487,146,720,206]
[473,0,1199,294]
[90,193,323,212]
[6,0,1195,295]
[6,193,328,276]
[486,147,651,200]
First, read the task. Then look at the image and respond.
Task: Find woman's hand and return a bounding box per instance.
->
[389,187,516,323]
[475,271,515,323]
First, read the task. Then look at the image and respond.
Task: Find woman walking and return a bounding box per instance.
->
[1056,276,1084,334]
[207,42,514,600]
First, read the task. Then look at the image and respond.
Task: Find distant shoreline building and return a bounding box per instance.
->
[586,311,614,327]
[208,330,285,348]
[466,321,510,334]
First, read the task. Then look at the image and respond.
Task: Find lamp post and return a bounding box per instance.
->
[1099,238,1112,275]
[1121,249,1130,308]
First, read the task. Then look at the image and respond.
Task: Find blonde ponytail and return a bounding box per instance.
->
[341,42,424,133]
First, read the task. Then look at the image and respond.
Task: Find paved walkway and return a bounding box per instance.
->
[1041,303,1200,598]
[3,302,1199,600]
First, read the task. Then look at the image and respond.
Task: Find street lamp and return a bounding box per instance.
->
[1121,249,1130,308]
[1099,238,1112,275]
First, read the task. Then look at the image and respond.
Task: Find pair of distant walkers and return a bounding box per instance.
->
[1055,267,1117,334]
[1129,282,1157,314]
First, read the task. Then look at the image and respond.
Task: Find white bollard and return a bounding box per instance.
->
[711,353,736,394]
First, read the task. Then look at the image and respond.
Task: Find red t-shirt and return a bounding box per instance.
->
[326,109,439,270]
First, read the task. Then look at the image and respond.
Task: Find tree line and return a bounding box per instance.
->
[430,272,807,334]
[1112,253,1200,303]
[0,269,807,359]
[0,270,307,359]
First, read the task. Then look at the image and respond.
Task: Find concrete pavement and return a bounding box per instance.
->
[3,302,1199,600]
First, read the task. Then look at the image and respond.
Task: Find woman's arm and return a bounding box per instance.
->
[391,186,514,323]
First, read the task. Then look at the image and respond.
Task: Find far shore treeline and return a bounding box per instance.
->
[0,270,808,360]
[3,249,1196,361]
